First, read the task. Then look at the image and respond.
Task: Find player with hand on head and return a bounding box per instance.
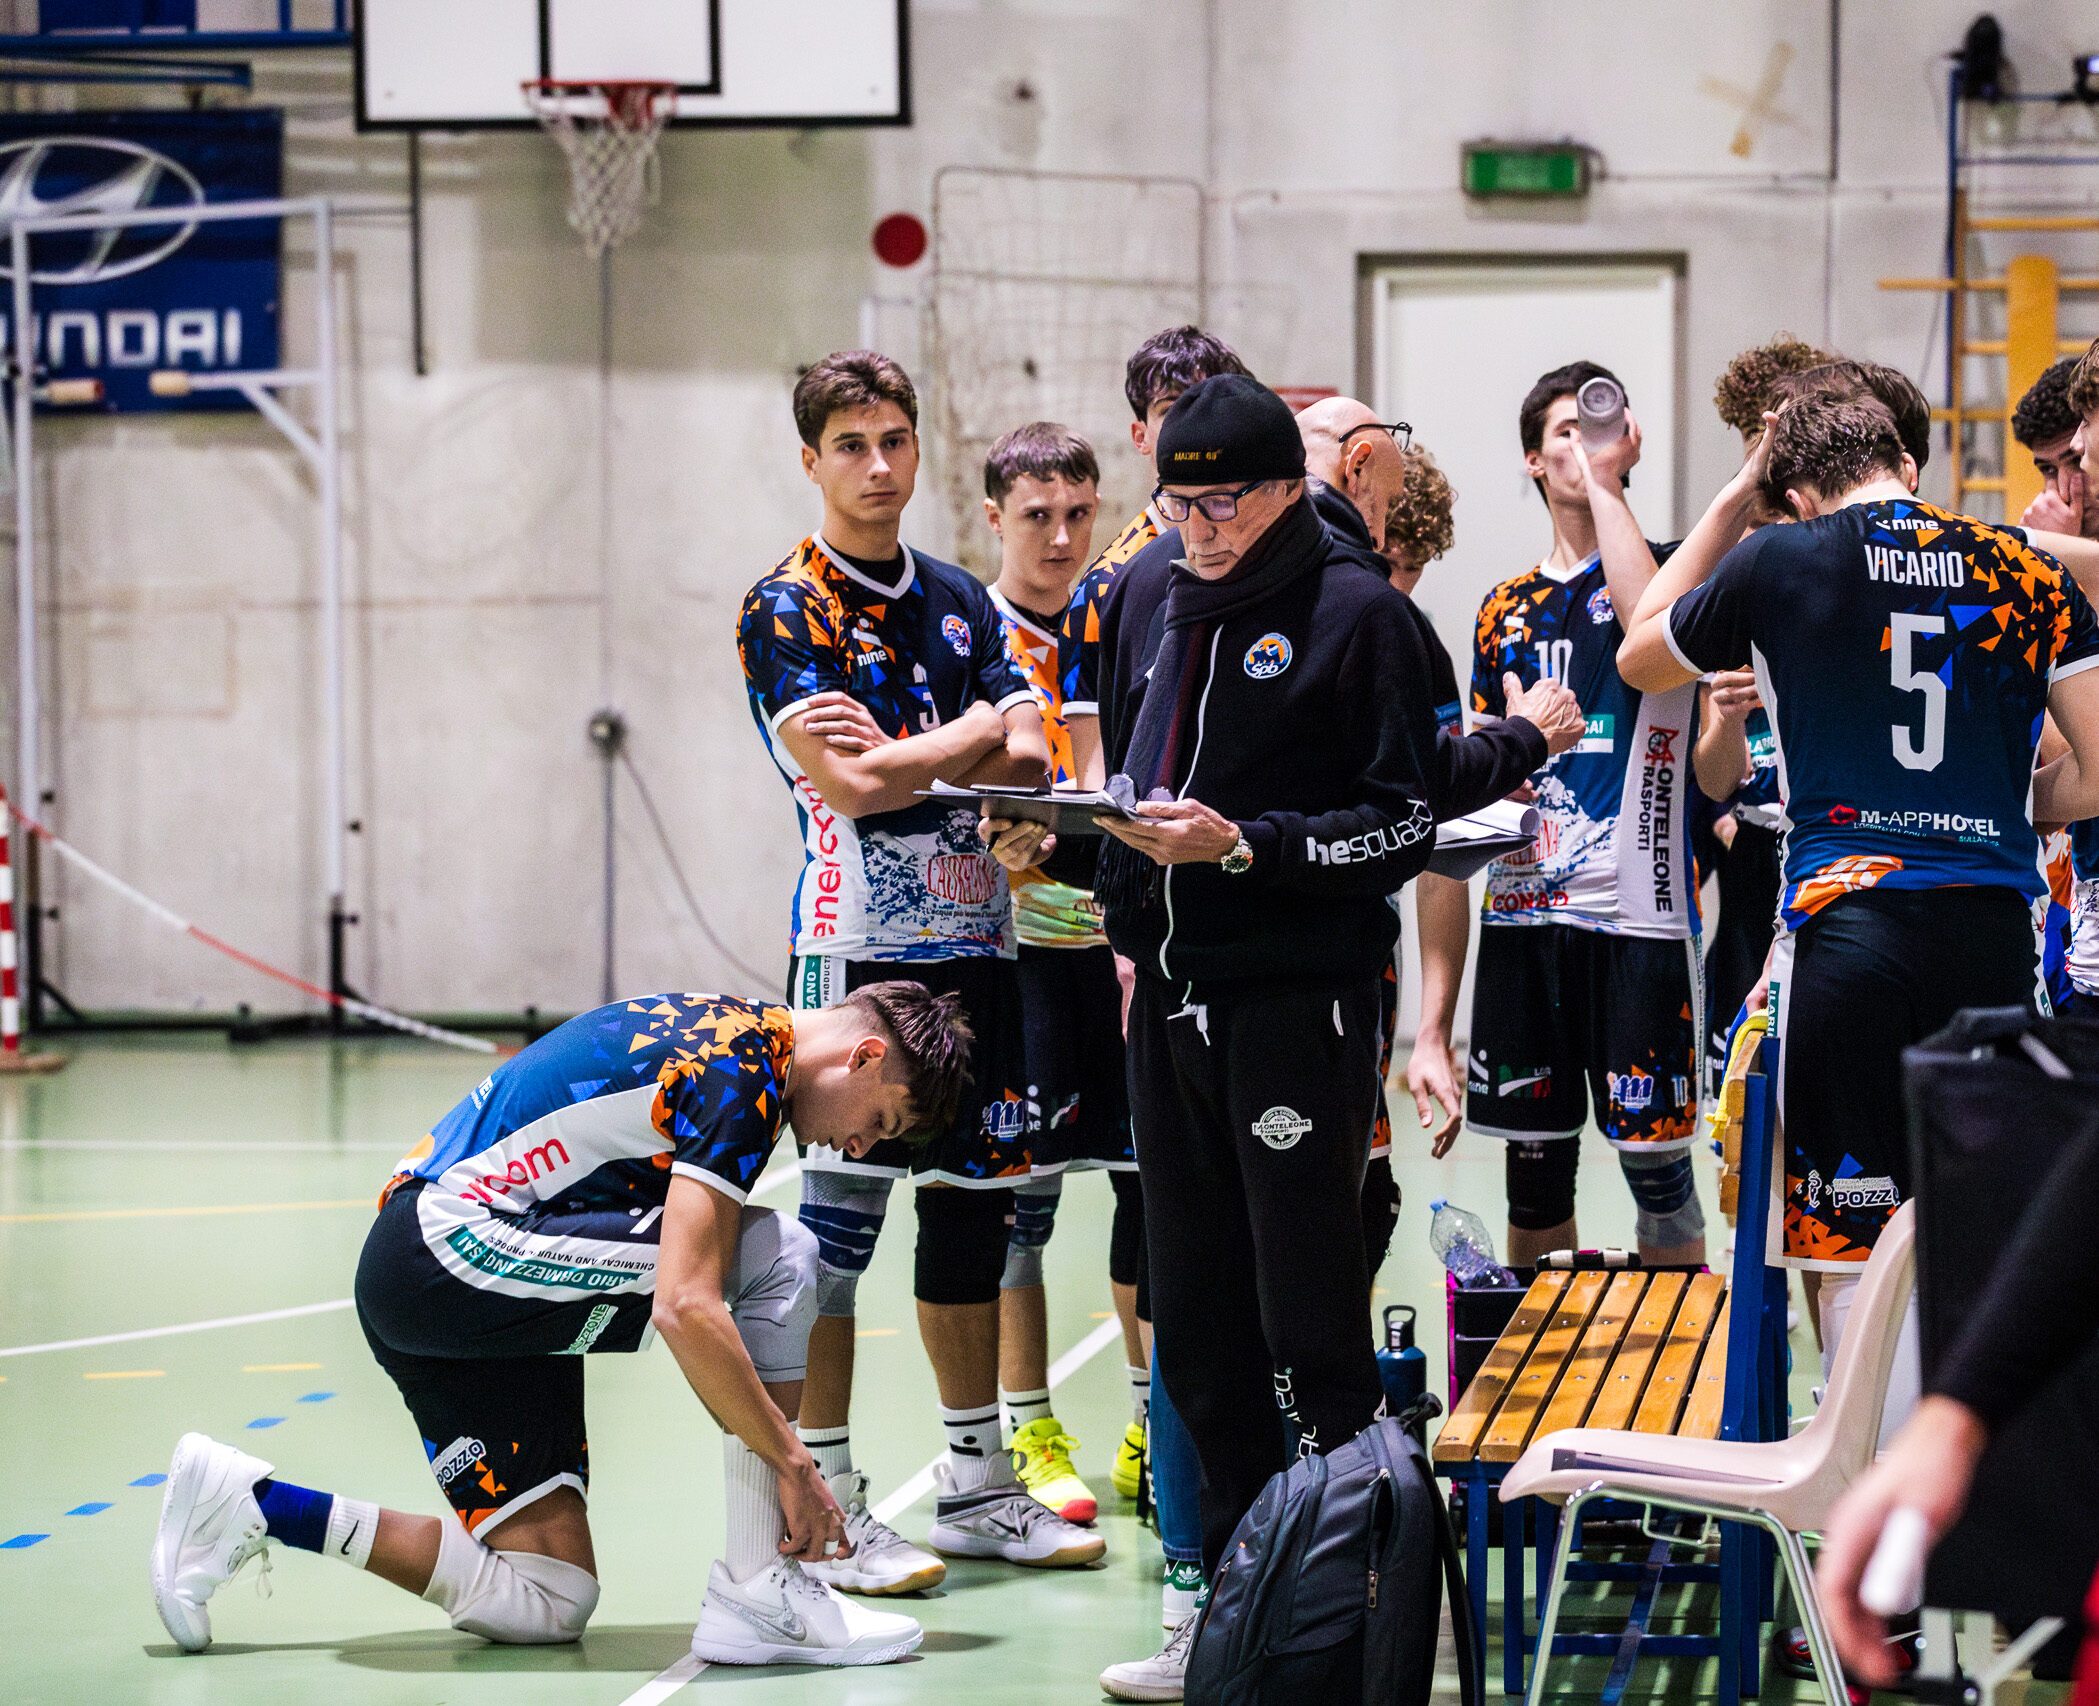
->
[149,984,966,1668]
[1619,391,2099,1380]
[1464,361,1708,1272]
[738,351,1102,1595]
[975,420,1132,1526]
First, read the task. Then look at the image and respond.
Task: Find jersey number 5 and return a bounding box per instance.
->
[1890,613,1946,772]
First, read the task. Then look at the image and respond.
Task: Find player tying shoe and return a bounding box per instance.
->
[148,985,966,1667]
[979,420,1133,1525]
[739,350,1103,1591]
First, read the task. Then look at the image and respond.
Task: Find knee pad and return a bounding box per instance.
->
[914,1185,1014,1306]
[1618,1148,1705,1248]
[1505,1138,1580,1232]
[422,1521,599,1644]
[731,1211,820,1382]
[1000,1176,1063,1291]
[1108,1168,1145,1289]
[797,1171,892,1318]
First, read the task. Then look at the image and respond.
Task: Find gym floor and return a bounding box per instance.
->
[0,1032,1967,1705]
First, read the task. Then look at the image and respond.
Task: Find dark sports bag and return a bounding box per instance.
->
[1185,1413,1480,1706]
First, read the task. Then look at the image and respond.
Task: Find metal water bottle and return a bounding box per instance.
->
[1576,374,1627,451]
[1378,1304,1429,1441]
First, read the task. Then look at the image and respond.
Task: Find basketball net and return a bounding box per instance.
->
[524,80,677,259]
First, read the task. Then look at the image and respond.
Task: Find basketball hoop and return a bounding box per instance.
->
[523,80,678,259]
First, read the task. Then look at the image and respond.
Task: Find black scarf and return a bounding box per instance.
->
[1096,496,1327,917]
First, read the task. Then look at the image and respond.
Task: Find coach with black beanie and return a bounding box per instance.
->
[1091,374,1442,1572]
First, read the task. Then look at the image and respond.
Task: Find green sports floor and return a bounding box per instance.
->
[0,1031,2031,1705]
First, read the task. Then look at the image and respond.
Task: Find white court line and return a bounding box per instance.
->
[0,1165,804,1359]
[0,1139,406,1153]
[0,1297,357,1359]
[619,1312,1127,1705]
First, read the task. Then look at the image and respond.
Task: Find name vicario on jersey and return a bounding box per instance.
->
[1866,543,1965,587]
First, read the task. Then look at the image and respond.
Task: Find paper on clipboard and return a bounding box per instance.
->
[1427,799,1540,880]
[919,779,1143,836]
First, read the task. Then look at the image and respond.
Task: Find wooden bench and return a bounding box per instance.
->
[1433,1267,1731,1694]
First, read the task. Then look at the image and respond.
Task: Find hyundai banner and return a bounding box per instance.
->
[0,109,280,414]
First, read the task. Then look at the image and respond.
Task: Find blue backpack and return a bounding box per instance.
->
[1186,1416,1481,1706]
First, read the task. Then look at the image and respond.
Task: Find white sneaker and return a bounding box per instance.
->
[689,1557,923,1667]
[799,1469,946,1595]
[1162,1558,1204,1627]
[149,1433,276,1653]
[925,1461,1106,1567]
[1101,1612,1197,1701]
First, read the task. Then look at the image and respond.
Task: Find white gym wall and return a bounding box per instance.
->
[0,0,2083,1016]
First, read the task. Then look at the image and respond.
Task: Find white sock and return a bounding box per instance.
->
[797,1424,852,1482]
[1128,1363,1151,1427]
[323,1495,379,1570]
[722,1435,785,1584]
[1002,1387,1053,1433]
[942,1402,1012,1492]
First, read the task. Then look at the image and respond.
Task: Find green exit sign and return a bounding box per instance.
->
[1462,142,1593,199]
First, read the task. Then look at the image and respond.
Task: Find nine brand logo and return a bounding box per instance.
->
[0,138,204,284]
[1244,632,1292,678]
[1252,1106,1312,1149]
[941,613,971,656]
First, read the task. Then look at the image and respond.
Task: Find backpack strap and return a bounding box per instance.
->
[1426,1466,1482,1706]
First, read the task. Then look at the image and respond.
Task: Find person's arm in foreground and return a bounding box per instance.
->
[953,701,1051,790]
[1408,871,1471,1155]
[1578,416,1662,630]
[2032,663,2099,827]
[1818,1127,2099,1684]
[652,1175,844,1564]
[777,700,1009,819]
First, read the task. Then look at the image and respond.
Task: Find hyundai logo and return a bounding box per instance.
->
[0,138,204,285]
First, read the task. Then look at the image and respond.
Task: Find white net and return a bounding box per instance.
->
[927,168,1204,576]
[524,81,677,260]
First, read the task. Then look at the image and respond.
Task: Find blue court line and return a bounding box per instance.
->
[297,1392,334,1403]
[130,1473,165,1487]
[2,1534,47,1548]
[66,1503,112,1516]
[246,1417,284,1429]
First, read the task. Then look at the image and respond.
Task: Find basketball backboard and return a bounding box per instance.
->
[354,0,908,130]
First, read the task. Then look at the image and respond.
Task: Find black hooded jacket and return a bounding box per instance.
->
[1092,494,1442,988]
[1306,479,1546,818]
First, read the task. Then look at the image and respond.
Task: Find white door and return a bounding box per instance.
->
[1370,259,1681,651]
[1369,258,1681,1073]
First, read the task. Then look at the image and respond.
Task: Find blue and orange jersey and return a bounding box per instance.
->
[392,995,793,1299]
[1667,499,2099,929]
[1059,504,1164,716]
[990,586,1109,951]
[737,536,1034,962]
[1470,551,1700,938]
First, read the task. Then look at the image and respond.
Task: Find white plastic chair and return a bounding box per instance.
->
[1501,1201,1917,1706]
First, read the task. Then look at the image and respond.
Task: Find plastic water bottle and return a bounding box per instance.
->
[1429,1198,1516,1289]
[1576,374,1626,452]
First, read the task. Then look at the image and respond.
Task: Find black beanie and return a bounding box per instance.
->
[1156,374,1307,486]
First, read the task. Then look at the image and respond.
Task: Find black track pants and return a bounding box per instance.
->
[1128,972,1386,1574]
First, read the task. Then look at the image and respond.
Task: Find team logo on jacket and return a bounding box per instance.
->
[1587,587,1615,625]
[1244,633,1292,679]
[1252,1106,1312,1149]
[941,614,972,656]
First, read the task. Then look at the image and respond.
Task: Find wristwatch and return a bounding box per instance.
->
[1220,832,1254,875]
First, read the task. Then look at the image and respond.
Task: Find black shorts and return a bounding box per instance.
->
[1018,944,1134,1173]
[356,1182,608,1537]
[790,952,1033,1187]
[1466,922,1701,1151]
[1771,885,2036,1270]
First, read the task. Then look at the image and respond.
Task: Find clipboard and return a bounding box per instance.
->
[1427,802,1541,881]
[919,780,1143,837]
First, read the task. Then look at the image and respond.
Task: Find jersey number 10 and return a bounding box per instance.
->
[1889,613,1945,772]
[1533,639,1574,683]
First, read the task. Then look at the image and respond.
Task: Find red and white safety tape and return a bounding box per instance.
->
[1,791,495,1055]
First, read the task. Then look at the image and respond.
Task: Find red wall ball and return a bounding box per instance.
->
[872,212,928,268]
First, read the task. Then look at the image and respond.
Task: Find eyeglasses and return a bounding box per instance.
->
[1338,420,1413,454]
[1153,479,1271,523]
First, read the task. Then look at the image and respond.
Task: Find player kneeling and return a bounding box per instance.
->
[148,984,970,1668]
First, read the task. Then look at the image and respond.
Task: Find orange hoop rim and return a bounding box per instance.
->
[522,79,680,126]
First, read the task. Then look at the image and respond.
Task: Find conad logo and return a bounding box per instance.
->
[0,138,205,284]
